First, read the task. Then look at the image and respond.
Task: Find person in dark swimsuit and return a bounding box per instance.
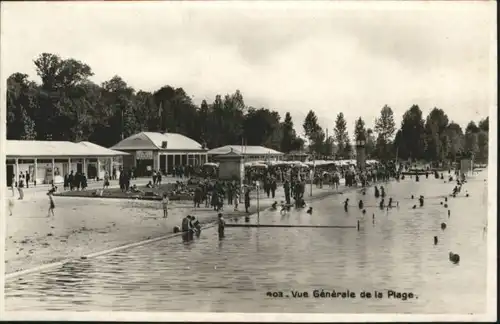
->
[47,189,55,217]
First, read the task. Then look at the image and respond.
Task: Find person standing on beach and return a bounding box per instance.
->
[25,171,30,188]
[152,170,157,187]
[17,175,25,200]
[270,177,277,198]
[234,190,240,211]
[244,188,251,213]
[162,193,169,218]
[47,189,55,217]
[157,171,162,186]
[10,175,16,197]
[284,180,291,205]
[103,171,110,189]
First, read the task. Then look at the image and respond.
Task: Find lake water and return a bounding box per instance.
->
[5,171,489,314]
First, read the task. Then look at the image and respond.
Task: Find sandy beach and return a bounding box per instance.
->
[5,182,349,275]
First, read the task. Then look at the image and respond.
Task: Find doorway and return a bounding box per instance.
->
[77,163,83,173]
[87,163,97,179]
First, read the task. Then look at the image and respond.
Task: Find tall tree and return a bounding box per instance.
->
[6,73,38,140]
[476,130,488,163]
[243,107,281,146]
[465,121,480,134]
[101,76,138,145]
[374,105,396,160]
[444,122,464,161]
[281,112,299,153]
[396,105,426,160]
[423,108,449,161]
[303,110,324,155]
[344,137,352,159]
[34,53,94,140]
[333,112,349,159]
[303,110,321,138]
[354,117,366,140]
[478,117,489,132]
[365,128,376,158]
[323,136,335,157]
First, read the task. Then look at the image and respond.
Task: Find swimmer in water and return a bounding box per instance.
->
[379,198,385,210]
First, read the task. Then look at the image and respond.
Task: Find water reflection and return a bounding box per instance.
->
[6,173,489,314]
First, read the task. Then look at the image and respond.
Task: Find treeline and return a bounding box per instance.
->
[6,53,489,163]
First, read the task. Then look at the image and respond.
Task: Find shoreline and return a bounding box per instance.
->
[5,182,364,279]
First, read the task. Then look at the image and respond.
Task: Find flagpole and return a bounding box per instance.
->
[310,154,315,197]
[240,137,244,204]
[158,101,163,132]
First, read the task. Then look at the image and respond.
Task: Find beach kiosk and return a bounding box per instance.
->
[216,149,245,181]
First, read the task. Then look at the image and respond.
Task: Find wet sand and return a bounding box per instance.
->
[5,182,352,275]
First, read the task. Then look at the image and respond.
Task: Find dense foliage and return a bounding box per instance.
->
[6,53,489,163]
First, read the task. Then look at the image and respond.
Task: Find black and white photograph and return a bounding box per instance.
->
[0,1,496,322]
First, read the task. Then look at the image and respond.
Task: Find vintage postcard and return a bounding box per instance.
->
[0,0,496,322]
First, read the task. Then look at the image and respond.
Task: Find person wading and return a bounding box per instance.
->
[181,215,192,242]
[162,193,169,218]
[218,213,225,239]
[244,188,251,213]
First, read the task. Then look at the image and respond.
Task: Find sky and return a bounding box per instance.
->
[1,1,496,139]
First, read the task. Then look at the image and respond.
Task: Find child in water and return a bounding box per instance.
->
[218,213,225,238]
[162,193,169,218]
[379,198,385,209]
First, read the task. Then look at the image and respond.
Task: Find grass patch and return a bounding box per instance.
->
[55,183,198,201]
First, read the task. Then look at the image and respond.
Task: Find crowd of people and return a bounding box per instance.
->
[63,171,88,191]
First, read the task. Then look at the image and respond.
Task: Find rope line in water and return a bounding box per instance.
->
[225,224,356,229]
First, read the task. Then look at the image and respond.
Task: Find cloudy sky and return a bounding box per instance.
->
[1,1,496,137]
